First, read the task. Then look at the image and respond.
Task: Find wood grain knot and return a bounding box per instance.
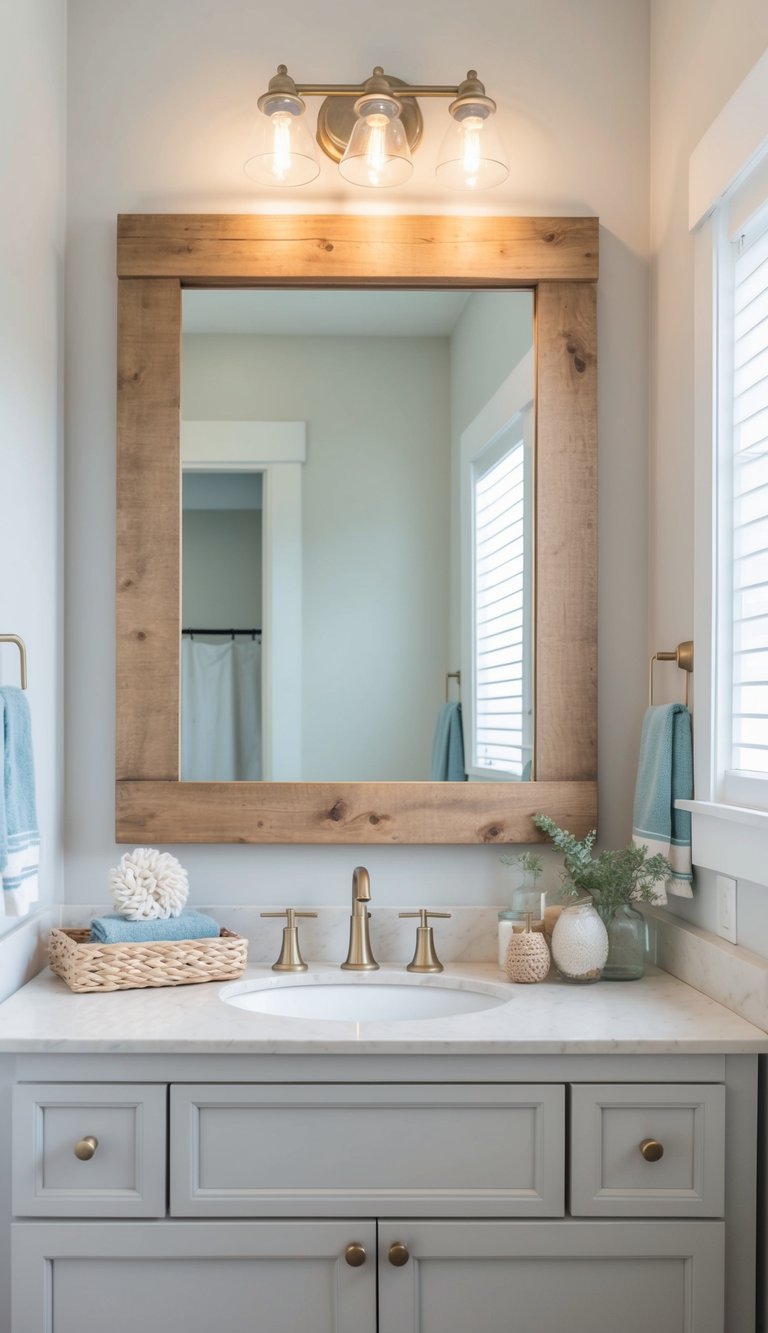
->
[543,232,560,245]
[368,814,380,825]
[565,339,587,374]
[483,825,502,841]
[328,800,346,822]
[322,242,334,252]
[136,630,147,641]
[118,368,145,388]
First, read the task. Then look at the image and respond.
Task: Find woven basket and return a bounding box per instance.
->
[48,926,248,994]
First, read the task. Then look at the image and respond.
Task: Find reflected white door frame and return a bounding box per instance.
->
[181,420,306,780]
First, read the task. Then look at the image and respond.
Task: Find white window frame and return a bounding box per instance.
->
[683,45,768,882]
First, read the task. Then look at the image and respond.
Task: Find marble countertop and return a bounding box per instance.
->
[0,961,766,1055]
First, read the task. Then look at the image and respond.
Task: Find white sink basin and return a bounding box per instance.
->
[220,973,509,1023]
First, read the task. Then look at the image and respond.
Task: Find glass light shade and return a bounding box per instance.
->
[244,109,320,187]
[435,112,509,190]
[339,100,413,188]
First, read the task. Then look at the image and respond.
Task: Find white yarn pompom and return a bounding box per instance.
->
[109,847,189,920]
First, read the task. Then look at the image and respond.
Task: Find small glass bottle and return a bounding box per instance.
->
[498,908,523,969]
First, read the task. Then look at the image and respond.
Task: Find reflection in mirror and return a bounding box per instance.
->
[180,288,534,784]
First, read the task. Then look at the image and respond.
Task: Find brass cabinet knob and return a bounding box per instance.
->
[639,1137,664,1162]
[344,1243,367,1267]
[74,1136,98,1161]
[388,1242,410,1267]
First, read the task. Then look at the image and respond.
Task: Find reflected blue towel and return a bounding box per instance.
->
[431,702,466,782]
[632,704,693,901]
[0,687,40,916]
[90,909,221,944]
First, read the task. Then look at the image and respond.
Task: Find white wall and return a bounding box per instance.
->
[183,333,451,781]
[64,0,650,906]
[0,0,66,932]
[649,1,768,953]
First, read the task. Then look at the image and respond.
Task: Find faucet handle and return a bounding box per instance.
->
[399,909,452,923]
[260,908,317,972]
[399,909,452,973]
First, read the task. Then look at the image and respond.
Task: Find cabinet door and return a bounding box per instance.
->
[13,1220,376,1333]
[378,1219,724,1333]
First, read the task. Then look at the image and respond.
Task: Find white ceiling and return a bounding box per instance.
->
[182,288,473,337]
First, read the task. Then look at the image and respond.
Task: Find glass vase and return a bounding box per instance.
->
[550,900,608,984]
[599,902,647,981]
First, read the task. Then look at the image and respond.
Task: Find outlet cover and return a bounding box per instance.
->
[716,874,737,943]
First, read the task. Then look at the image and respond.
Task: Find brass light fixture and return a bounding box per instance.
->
[245,65,508,190]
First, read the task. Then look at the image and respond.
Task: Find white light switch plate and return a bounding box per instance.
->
[716,874,737,943]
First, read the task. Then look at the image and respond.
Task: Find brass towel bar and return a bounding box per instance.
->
[445,670,461,702]
[648,640,693,708]
[0,635,28,689]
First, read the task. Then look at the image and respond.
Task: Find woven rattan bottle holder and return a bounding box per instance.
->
[503,913,551,984]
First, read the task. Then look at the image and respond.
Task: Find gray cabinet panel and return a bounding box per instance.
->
[170,1082,564,1217]
[13,1083,167,1217]
[570,1083,726,1216]
[378,1219,725,1333]
[13,1220,377,1333]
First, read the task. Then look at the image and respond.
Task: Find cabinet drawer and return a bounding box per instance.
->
[13,1084,167,1217]
[170,1083,564,1217]
[570,1083,725,1217]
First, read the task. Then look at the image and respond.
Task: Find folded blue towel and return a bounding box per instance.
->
[0,687,40,917]
[90,908,221,944]
[430,702,466,782]
[632,704,693,901]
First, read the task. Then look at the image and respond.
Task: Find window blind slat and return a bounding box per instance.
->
[731,219,768,776]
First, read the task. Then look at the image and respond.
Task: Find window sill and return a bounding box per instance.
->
[675,799,768,884]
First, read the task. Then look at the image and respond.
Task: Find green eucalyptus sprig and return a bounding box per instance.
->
[499,850,544,886]
[532,813,672,921]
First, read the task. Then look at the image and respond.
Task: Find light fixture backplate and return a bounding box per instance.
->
[316,74,423,163]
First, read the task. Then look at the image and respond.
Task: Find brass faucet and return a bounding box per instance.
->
[340,866,379,971]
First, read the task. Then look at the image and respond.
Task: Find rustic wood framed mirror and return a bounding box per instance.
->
[116,214,597,844]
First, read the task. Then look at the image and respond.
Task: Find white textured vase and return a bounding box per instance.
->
[551,900,608,984]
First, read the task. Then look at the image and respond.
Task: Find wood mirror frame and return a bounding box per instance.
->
[116,214,597,845]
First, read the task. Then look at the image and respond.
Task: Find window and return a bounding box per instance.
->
[472,427,531,777]
[685,44,768,878]
[460,348,534,784]
[716,201,768,811]
[727,211,768,782]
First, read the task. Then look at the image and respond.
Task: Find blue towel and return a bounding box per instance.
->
[431,702,466,782]
[632,704,693,900]
[90,908,221,944]
[0,687,39,917]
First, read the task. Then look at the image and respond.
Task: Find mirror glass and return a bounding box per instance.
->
[180,288,534,784]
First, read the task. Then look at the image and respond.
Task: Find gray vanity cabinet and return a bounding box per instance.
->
[8,1057,752,1333]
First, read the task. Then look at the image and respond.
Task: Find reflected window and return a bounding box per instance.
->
[472,427,532,777]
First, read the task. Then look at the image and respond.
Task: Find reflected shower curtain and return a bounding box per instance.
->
[181,638,262,781]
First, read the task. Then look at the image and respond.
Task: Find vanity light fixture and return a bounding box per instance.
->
[245,65,508,190]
